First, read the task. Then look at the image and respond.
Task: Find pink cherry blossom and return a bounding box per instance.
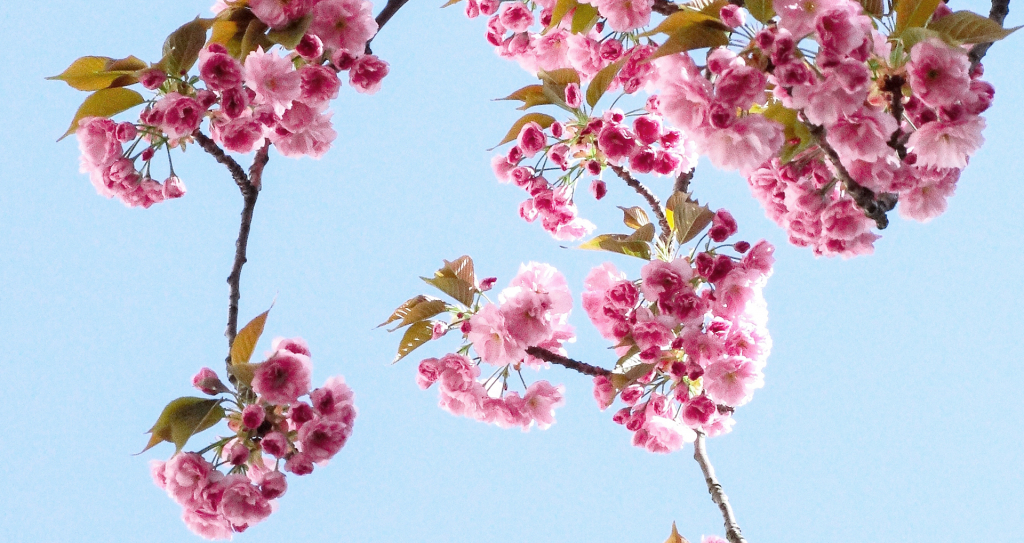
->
[704,356,763,407]
[244,47,301,115]
[311,0,378,54]
[251,350,312,405]
[349,54,390,94]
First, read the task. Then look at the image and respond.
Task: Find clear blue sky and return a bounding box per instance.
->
[1,1,1022,542]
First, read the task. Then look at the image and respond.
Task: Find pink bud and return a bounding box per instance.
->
[590,179,607,200]
[296,34,324,60]
[564,83,582,109]
[140,147,156,162]
[719,4,745,28]
[226,441,249,465]
[260,471,288,499]
[261,431,290,458]
[431,321,447,340]
[242,405,266,429]
[192,367,227,395]
[479,277,497,291]
[734,241,750,253]
[139,68,167,90]
[285,452,314,476]
[163,176,187,199]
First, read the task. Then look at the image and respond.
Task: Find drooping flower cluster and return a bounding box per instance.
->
[64,0,389,207]
[400,261,572,430]
[584,213,774,453]
[151,337,356,540]
[462,0,1003,256]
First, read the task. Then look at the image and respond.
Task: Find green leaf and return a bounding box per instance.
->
[900,26,947,49]
[394,320,434,363]
[545,0,578,33]
[744,0,776,23]
[571,3,601,33]
[267,13,313,49]
[579,234,652,260]
[895,0,941,36]
[928,10,1021,44]
[586,58,625,108]
[160,17,210,75]
[47,56,146,91]
[761,101,812,164]
[858,0,884,17]
[646,21,731,63]
[497,84,554,110]
[59,87,144,140]
[610,362,656,390]
[492,112,557,148]
[141,397,225,453]
[228,362,259,388]
[618,206,651,229]
[421,256,478,307]
[231,306,272,366]
[239,18,272,62]
[642,8,720,36]
[666,192,715,244]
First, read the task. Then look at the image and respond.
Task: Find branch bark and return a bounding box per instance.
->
[806,123,897,230]
[194,131,269,377]
[969,0,1012,70]
[366,0,413,53]
[694,432,747,543]
[609,164,673,246]
[526,346,611,377]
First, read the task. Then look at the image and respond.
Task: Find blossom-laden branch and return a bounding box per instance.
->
[807,124,897,230]
[609,164,673,246]
[525,346,611,377]
[694,432,748,543]
[969,0,1013,69]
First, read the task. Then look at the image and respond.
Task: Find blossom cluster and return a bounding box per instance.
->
[71,0,389,207]
[152,337,356,540]
[492,104,697,240]
[414,262,573,430]
[584,213,774,453]
[466,0,998,256]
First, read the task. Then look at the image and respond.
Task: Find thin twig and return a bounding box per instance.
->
[968,0,1012,70]
[193,130,269,381]
[674,168,694,195]
[366,0,413,53]
[609,164,673,246]
[880,75,908,160]
[526,346,611,377]
[694,432,747,543]
[806,123,897,229]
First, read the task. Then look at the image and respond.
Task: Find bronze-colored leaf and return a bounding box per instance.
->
[140,397,225,453]
[228,362,260,388]
[160,17,210,75]
[628,223,656,243]
[421,256,478,307]
[618,206,651,229]
[441,0,463,6]
[928,10,1021,44]
[610,362,656,391]
[492,112,557,148]
[545,0,579,33]
[59,87,145,140]
[586,58,625,108]
[231,306,271,366]
[393,299,447,330]
[664,522,690,543]
[744,0,776,23]
[895,0,941,36]
[497,84,554,110]
[858,0,884,17]
[667,192,715,244]
[579,234,652,260]
[267,13,313,49]
[105,55,148,72]
[394,320,434,363]
[537,68,581,87]
[239,17,271,62]
[642,8,720,36]
[379,295,432,328]
[646,21,731,63]
[571,3,601,33]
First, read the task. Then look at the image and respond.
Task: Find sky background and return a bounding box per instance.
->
[1,1,1022,542]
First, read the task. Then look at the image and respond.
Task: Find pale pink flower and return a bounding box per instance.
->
[244,47,301,115]
[251,350,312,405]
[643,416,695,453]
[517,121,547,158]
[285,451,315,475]
[417,358,443,389]
[907,38,971,108]
[532,29,572,72]
[181,507,233,540]
[258,471,288,500]
[714,64,767,109]
[640,258,693,305]
[774,0,840,38]
[499,2,533,32]
[720,4,745,27]
[163,452,217,508]
[299,64,342,109]
[311,0,378,54]
[704,356,763,406]
[592,375,615,410]
[310,375,356,425]
[631,307,675,351]
[271,102,337,158]
[592,0,654,32]
[701,115,784,174]
[827,107,899,163]
[349,54,389,94]
[523,380,565,429]
[898,167,958,222]
[907,115,985,170]
[249,0,316,28]
[211,115,266,154]
[163,176,187,199]
[150,92,204,141]
[213,474,272,529]
[789,76,866,127]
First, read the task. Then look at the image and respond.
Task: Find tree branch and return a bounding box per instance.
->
[674,168,694,195]
[526,346,611,377]
[694,432,747,543]
[366,0,413,53]
[806,123,897,230]
[609,164,673,246]
[193,131,248,190]
[968,0,1012,70]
